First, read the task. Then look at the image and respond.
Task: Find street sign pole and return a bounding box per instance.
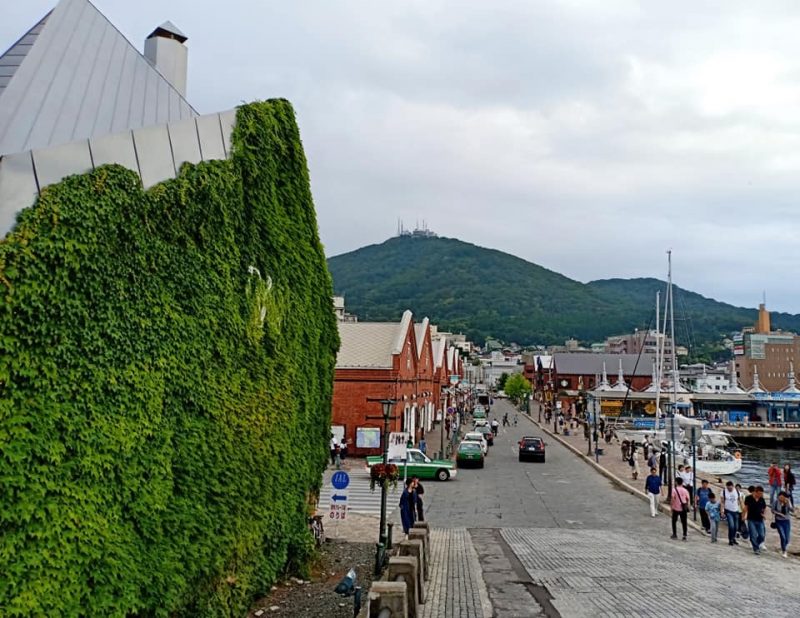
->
[329,471,350,538]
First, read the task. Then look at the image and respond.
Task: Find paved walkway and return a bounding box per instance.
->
[504,525,800,617]
[420,528,492,618]
[530,405,800,557]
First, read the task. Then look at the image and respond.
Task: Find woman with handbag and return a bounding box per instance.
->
[670,477,691,541]
[772,490,794,558]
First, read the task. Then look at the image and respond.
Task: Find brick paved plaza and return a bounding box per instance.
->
[413,400,800,617]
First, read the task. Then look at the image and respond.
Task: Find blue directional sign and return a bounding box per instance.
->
[331,471,350,490]
[331,494,348,502]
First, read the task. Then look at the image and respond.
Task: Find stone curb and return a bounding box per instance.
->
[524,412,706,534]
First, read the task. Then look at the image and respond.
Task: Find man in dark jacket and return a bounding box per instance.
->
[413,476,425,521]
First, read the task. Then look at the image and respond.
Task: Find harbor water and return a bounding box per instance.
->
[731,445,800,487]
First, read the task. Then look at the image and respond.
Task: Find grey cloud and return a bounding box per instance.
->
[3,1,800,312]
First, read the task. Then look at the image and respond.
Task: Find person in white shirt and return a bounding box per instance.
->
[720,481,742,546]
[680,465,695,501]
[329,435,337,466]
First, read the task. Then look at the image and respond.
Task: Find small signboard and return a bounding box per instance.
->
[331,471,350,490]
[329,471,349,521]
[388,432,411,460]
[356,427,381,448]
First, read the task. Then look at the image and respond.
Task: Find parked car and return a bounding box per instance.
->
[518,436,546,462]
[476,424,494,446]
[463,431,488,455]
[473,405,487,420]
[457,441,485,468]
[473,419,489,429]
[365,448,458,481]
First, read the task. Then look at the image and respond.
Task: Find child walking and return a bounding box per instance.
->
[705,492,721,543]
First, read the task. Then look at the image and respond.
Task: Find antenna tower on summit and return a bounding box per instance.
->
[396,219,437,238]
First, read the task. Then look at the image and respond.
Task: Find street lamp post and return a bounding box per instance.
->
[366,398,397,576]
[439,387,446,460]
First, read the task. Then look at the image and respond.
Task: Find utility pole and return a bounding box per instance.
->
[366,398,397,576]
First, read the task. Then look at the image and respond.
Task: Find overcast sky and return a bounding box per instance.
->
[5,1,800,311]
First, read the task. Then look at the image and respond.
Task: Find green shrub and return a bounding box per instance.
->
[0,99,339,617]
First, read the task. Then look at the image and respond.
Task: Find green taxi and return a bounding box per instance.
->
[456,441,485,468]
[366,449,458,481]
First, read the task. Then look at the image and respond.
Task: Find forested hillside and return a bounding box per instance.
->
[327,235,800,346]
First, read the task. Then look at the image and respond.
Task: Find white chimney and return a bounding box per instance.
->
[144,21,188,98]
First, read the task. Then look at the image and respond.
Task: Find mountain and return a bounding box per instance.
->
[326,235,800,347]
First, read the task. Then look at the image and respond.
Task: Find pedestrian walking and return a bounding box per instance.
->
[399,478,417,535]
[647,450,657,471]
[772,490,794,558]
[621,440,630,462]
[513,414,518,426]
[419,437,426,455]
[670,477,691,541]
[706,492,721,543]
[768,462,783,507]
[334,441,341,470]
[645,467,662,517]
[784,464,796,507]
[696,479,712,534]
[340,438,348,462]
[721,481,742,546]
[491,418,499,436]
[630,448,640,481]
[502,413,509,427]
[737,484,749,541]
[658,449,667,482]
[743,485,767,555]
[329,434,337,466]
[413,476,425,522]
[681,466,695,502]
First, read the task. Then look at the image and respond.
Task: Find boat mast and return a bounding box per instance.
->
[654,291,661,427]
[668,250,678,411]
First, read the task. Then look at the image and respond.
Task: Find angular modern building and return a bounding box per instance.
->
[0,0,236,236]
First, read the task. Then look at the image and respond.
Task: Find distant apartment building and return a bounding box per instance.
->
[680,364,731,392]
[604,329,675,369]
[481,351,523,387]
[735,303,800,391]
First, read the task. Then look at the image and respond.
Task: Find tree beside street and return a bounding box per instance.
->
[504,373,532,405]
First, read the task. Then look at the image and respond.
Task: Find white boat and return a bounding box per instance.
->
[675,442,743,476]
[700,429,734,448]
[615,428,680,445]
[693,456,743,476]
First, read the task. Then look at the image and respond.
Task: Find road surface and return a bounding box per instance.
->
[419,399,800,617]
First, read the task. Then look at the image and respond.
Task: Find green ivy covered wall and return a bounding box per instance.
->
[0,100,339,617]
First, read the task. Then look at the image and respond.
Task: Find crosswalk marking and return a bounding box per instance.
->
[317,467,401,515]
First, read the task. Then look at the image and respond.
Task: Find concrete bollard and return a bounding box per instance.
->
[398,540,426,600]
[399,538,426,581]
[388,556,419,618]
[368,581,408,618]
[407,529,429,574]
[412,521,430,535]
